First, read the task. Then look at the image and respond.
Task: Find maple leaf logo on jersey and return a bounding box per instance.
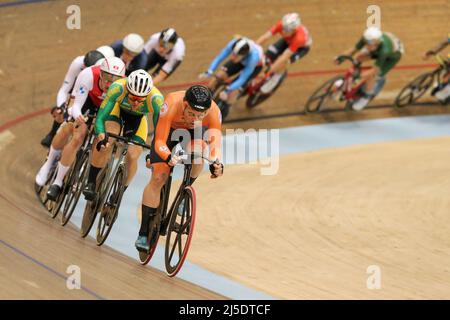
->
[160,102,168,116]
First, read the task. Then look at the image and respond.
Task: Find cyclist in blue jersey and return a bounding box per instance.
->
[199,37,265,119]
[111,33,148,76]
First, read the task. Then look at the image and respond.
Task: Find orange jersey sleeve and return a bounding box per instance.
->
[203,102,222,161]
[154,92,180,161]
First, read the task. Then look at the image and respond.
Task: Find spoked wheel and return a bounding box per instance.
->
[210,80,226,102]
[164,186,196,277]
[61,151,90,226]
[34,158,59,209]
[48,171,68,219]
[246,72,287,109]
[80,169,107,237]
[395,71,435,108]
[138,184,167,265]
[305,75,345,113]
[96,165,126,246]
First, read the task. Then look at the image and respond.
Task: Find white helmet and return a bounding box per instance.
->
[364,27,382,42]
[282,13,301,33]
[96,45,115,59]
[100,57,126,77]
[123,33,144,54]
[127,69,153,97]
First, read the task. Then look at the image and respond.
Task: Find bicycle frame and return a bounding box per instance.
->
[159,157,194,235]
[340,60,371,102]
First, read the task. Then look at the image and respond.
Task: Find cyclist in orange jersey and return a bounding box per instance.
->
[135,85,224,251]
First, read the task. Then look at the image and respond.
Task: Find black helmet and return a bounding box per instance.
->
[159,28,178,49]
[83,50,105,67]
[184,85,212,112]
[232,38,250,56]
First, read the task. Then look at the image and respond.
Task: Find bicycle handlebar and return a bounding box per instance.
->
[337,55,361,67]
[106,132,152,150]
[175,148,217,165]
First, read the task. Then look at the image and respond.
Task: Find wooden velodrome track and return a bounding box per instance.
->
[1,0,449,299]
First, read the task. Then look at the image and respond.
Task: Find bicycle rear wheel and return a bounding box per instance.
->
[395,71,435,108]
[164,186,196,277]
[305,75,344,113]
[61,150,90,226]
[96,164,126,246]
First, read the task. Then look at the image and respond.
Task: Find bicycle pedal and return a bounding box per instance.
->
[173,222,189,235]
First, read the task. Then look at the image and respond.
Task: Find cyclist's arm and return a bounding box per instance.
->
[155,40,184,84]
[95,82,123,135]
[227,52,260,92]
[70,67,94,120]
[110,40,123,57]
[339,37,365,58]
[143,33,159,55]
[204,103,222,161]
[430,37,450,54]
[207,39,235,74]
[56,56,84,107]
[256,31,272,46]
[154,95,177,161]
[149,92,164,128]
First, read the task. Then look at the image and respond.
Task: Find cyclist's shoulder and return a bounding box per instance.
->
[108,79,127,96]
[149,85,163,97]
[147,86,165,108]
[206,101,222,124]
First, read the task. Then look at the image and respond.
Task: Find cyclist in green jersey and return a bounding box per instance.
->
[334,26,404,110]
[83,69,164,201]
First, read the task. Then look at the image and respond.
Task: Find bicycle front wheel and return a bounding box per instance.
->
[246,71,287,109]
[96,164,126,246]
[395,71,435,108]
[305,75,344,113]
[61,150,90,226]
[164,186,197,277]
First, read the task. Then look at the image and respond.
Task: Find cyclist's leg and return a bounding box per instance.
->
[289,46,310,64]
[123,114,148,187]
[145,49,164,73]
[52,121,88,188]
[35,121,73,186]
[265,38,288,64]
[208,60,243,91]
[83,119,120,200]
[367,52,401,97]
[41,106,66,147]
[137,129,179,246]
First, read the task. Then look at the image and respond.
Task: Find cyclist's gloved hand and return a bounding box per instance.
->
[209,160,224,178]
[96,133,109,152]
[198,70,213,80]
[166,154,182,167]
[423,50,435,60]
[145,153,152,168]
[334,55,346,65]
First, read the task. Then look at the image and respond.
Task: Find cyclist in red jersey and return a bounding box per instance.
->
[256,12,312,93]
